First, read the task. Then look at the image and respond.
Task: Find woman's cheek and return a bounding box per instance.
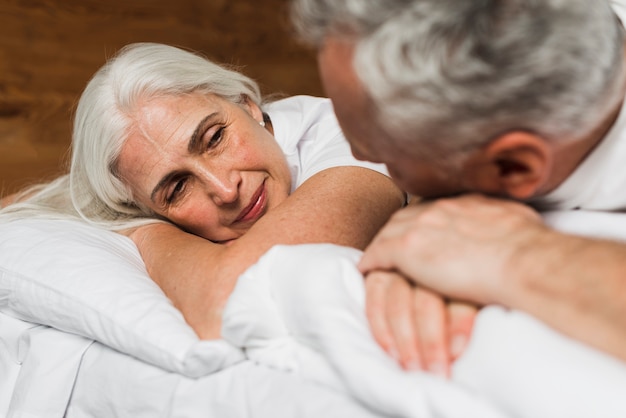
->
[175,205,219,235]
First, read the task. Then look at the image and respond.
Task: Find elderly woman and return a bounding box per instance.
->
[0,43,404,339]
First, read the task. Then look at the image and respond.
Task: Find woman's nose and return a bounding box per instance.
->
[203,169,241,206]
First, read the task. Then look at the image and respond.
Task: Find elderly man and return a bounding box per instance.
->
[291,0,626,376]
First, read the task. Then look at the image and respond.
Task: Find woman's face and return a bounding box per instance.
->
[116,92,292,243]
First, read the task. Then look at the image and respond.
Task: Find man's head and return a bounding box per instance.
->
[292,0,626,199]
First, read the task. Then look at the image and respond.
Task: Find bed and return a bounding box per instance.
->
[1,209,626,417]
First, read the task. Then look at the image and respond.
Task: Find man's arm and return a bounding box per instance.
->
[131,166,405,339]
[501,226,626,362]
[359,194,626,362]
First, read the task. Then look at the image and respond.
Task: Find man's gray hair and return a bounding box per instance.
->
[292,0,625,161]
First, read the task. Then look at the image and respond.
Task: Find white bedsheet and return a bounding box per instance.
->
[1,209,626,417]
[67,342,381,418]
[0,314,94,417]
[222,210,626,418]
[0,312,380,418]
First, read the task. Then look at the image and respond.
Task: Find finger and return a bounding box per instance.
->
[364,271,397,357]
[359,243,397,275]
[385,276,422,370]
[413,288,450,377]
[447,301,479,361]
[445,194,542,223]
[358,203,443,274]
[359,229,412,274]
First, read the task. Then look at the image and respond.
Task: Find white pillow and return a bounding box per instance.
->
[0,219,244,377]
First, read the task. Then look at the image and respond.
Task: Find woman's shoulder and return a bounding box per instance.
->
[264,95,339,150]
[264,95,333,127]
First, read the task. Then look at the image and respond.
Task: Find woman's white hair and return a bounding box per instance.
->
[292,0,625,162]
[1,43,262,229]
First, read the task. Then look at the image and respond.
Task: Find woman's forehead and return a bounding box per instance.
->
[130,94,228,138]
[134,93,225,118]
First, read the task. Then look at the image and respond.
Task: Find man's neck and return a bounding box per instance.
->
[541,94,625,196]
[541,41,626,195]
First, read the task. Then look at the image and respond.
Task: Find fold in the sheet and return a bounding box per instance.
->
[0,319,93,418]
[223,244,507,418]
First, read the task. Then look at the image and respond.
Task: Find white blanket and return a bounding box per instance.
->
[222,210,626,418]
[2,210,626,417]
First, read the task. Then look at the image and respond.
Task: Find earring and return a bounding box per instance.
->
[259,120,266,127]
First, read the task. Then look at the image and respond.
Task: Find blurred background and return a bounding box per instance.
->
[0,0,323,196]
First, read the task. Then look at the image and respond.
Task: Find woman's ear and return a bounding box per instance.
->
[464,131,553,199]
[240,95,264,124]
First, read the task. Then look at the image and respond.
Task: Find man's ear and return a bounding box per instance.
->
[466,131,552,199]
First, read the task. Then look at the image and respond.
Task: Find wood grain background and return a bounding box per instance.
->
[0,0,323,196]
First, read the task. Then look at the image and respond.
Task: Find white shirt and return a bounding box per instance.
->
[265,95,389,193]
[537,99,626,211]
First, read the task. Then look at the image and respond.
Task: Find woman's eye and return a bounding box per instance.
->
[166,178,187,204]
[207,127,224,149]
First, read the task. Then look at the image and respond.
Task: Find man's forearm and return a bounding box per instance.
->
[502,229,626,362]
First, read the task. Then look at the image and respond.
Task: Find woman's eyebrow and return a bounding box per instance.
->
[188,112,219,154]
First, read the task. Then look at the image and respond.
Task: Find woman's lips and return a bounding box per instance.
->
[235,182,267,223]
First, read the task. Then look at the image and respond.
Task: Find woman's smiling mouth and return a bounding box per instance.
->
[234,181,267,224]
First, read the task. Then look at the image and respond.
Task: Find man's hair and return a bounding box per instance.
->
[292,0,625,161]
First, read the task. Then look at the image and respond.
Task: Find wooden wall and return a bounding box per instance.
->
[0,0,323,196]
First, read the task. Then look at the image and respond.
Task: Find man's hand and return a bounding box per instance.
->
[359,194,545,305]
[365,270,478,377]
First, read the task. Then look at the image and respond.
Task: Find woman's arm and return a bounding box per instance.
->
[131,166,405,339]
[0,193,18,208]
